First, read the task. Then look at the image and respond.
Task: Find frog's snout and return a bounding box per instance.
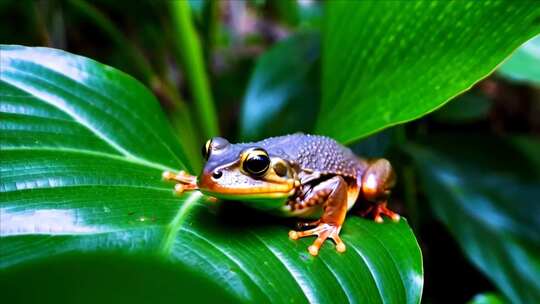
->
[197,170,215,190]
[197,168,230,192]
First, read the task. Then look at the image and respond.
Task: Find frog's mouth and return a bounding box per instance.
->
[197,173,296,200]
[199,187,294,200]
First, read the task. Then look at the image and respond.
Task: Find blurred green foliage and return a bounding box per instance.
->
[468,293,507,304]
[498,36,540,85]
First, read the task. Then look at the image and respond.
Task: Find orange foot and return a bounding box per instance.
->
[361,202,400,223]
[289,223,346,256]
[162,170,198,194]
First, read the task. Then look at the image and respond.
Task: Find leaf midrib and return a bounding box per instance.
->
[159,191,202,255]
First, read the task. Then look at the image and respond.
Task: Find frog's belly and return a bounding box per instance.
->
[284,205,323,219]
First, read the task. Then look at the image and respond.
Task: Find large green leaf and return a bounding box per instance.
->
[317,1,540,143]
[408,136,540,304]
[0,46,423,303]
[239,31,320,141]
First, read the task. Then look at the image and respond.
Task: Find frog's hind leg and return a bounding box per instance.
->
[288,176,349,256]
[360,159,400,223]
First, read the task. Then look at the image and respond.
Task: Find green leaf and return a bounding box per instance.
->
[239,31,320,141]
[0,45,189,172]
[497,35,540,85]
[0,46,423,303]
[1,253,238,303]
[468,293,507,304]
[270,0,300,26]
[317,1,540,144]
[407,136,540,304]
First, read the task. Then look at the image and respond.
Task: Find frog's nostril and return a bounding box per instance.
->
[212,170,223,179]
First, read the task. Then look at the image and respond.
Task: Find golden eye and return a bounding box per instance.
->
[242,148,270,176]
[201,139,212,160]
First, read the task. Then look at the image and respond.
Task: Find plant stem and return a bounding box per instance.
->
[203,0,219,63]
[169,0,219,139]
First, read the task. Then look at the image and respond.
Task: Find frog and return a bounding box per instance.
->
[162,133,400,256]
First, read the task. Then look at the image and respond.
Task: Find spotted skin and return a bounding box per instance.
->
[256,133,366,178]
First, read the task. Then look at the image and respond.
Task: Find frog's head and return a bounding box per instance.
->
[197,137,298,203]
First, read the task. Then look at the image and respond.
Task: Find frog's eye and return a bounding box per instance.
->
[242,148,270,176]
[211,137,230,149]
[202,137,230,160]
[201,139,212,160]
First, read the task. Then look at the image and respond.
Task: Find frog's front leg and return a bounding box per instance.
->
[162,170,198,194]
[361,159,400,223]
[288,176,349,256]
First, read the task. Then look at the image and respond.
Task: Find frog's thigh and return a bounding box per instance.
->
[291,179,333,212]
[361,158,395,202]
[361,159,400,222]
[289,176,349,256]
[319,176,349,225]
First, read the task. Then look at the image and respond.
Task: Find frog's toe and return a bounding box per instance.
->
[332,232,346,253]
[162,170,197,184]
[289,223,345,256]
[288,230,300,240]
[370,202,400,223]
[162,171,175,180]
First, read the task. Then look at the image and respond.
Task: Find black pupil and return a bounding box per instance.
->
[244,154,269,175]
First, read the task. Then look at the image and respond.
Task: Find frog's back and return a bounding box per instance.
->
[256,133,363,178]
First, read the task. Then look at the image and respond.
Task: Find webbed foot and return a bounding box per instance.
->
[361,202,400,223]
[289,223,346,256]
[162,170,198,194]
